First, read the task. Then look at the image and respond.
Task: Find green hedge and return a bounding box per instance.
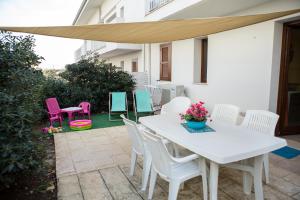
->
[43,55,136,113]
[0,31,45,188]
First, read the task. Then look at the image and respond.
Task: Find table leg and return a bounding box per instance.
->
[242,159,253,195]
[254,155,264,200]
[209,161,219,200]
[199,158,208,200]
[67,112,73,122]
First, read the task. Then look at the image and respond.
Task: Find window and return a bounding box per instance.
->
[132,59,138,72]
[200,38,208,83]
[120,61,124,71]
[160,43,172,81]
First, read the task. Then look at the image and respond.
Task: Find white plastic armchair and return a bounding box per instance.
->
[161,96,191,116]
[142,129,208,200]
[241,110,279,184]
[211,104,240,125]
[121,114,151,191]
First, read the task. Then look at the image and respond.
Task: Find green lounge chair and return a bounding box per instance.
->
[133,89,154,122]
[109,92,128,121]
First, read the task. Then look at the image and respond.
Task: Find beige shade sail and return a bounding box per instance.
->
[0,9,299,43]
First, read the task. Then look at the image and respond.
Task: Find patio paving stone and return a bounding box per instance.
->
[100,167,142,200]
[57,175,83,200]
[54,126,300,200]
[78,171,112,200]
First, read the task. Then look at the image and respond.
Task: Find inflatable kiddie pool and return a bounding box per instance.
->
[70,120,92,131]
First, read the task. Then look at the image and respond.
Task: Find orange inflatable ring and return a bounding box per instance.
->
[70,120,92,131]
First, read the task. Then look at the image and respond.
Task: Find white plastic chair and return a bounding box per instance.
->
[160,96,192,157]
[121,114,151,191]
[211,104,240,125]
[241,110,279,184]
[142,130,208,200]
[161,96,191,115]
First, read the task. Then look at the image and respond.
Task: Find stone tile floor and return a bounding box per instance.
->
[55,126,300,200]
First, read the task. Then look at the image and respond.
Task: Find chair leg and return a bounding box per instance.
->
[263,154,269,184]
[168,180,181,200]
[148,167,157,200]
[199,158,208,200]
[141,154,151,191]
[59,118,62,127]
[130,150,137,176]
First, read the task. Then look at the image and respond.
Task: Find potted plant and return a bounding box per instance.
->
[180,101,209,129]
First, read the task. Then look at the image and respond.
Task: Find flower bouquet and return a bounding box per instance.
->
[180,101,209,129]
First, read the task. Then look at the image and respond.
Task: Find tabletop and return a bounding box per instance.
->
[61,107,82,112]
[139,115,286,164]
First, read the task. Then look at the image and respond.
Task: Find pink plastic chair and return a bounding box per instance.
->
[79,102,91,119]
[45,98,62,126]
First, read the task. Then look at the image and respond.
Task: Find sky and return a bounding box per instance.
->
[0,0,83,69]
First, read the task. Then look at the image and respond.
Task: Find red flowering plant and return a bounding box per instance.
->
[180,101,209,122]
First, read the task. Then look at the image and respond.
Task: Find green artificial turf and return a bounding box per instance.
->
[57,112,151,132]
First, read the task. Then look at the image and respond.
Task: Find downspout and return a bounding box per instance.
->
[149,43,152,84]
[143,44,146,72]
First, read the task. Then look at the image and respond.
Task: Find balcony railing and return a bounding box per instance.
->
[145,0,173,14]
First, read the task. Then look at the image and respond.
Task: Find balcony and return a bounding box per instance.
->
[145,0,173,14]
[74,40,106,61]
[97,42,142,58]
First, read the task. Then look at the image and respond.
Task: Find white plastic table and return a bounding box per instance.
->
[139,115,286,200]
[61,107,83,122]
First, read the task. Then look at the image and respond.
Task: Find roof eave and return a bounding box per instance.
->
[72,0,88,25]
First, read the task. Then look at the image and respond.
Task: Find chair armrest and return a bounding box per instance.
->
[171,153,199,163]
[137,124,147,131]
[162,138,171,144]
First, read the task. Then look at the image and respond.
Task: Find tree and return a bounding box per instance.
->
[58,53,135,112]
[0,31,45,188]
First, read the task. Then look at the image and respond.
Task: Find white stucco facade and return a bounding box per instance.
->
[73,0,300,113]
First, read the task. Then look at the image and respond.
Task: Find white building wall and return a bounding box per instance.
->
[189,21,275,112]
[101,0,119,18]
[88,10,100,24]
[147,0,300,112]
[106,51,144,72]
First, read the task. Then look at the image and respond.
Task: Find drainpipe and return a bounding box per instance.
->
[149,43,152,84]
[143,44,146,72]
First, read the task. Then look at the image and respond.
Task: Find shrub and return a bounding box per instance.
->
[57,54,135,112]
[0,31,45,188]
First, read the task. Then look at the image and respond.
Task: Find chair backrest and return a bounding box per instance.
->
[110,92,127,112]
[211,104,240,125]
[241,110,279,135]
[79,102,91,112]
[46,98,61,114]
[134,89,153,112]
[142,130,173,178]
[121,114,145,154]
[161,96,191,115]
